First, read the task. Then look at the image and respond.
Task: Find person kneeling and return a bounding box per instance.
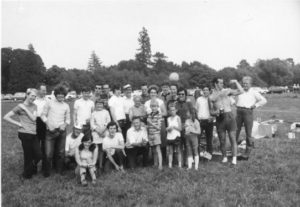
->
[75,134,98,186]
[103,122,126,172]
[125,117,149,169]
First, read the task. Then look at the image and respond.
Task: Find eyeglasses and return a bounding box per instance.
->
[178,93,185,96]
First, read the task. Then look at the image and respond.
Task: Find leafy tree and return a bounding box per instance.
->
[7,49,45,93]
[237,59,251,70]
[28,43,36,54]
[1,47,13,93]
[87,51,102,72]
[135,27,152,69]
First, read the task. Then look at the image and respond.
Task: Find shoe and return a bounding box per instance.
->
[232,157,237,165]
[92,179,96,185]
[221,157,228,163]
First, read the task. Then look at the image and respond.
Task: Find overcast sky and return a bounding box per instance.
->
[2,0,300,70]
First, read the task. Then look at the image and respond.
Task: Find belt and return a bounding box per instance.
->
[237,106,252,110]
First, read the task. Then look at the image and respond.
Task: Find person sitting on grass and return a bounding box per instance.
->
[184,106,201,170]
[75,134,98,186]
[102,122,126,173]
[3,88,42,179]
[90,100,111,172]
[65,125,84,169]
[147,99,163,170]
[166,105,182,168]
[125,116,149,169]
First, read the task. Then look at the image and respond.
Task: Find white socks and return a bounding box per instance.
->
[232,156,237,165]
[187,157,193,169]
[222,157,228,163]
[194,156,199,170]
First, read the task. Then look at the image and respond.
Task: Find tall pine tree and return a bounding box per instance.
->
[87,51,102,72]
[135,27,152,69]
[28,43,36,54]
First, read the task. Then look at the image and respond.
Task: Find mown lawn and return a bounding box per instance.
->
[1,96,300,207]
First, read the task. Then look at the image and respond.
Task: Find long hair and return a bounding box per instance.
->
[78,132,96,152]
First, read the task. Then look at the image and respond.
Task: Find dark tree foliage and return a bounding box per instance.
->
[135,27,152,70]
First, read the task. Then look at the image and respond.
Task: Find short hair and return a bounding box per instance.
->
[212,77,222,86]
[103,84,109,88]
[112,84,122,93]
[54,85,68,97]
[132,116,141,122]
[81,86,91,93]
[106,121,118,131]
[26,88,37,95]
[161,81,170,87]
[170,83,178,89]
[148,85,159,94]
[36,83,46,89]
[202,85,211,90]
[177,87,187,96]
[243,76,253,84]
[141,82,148,87]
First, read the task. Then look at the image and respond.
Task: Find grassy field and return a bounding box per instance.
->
[1,95,300,207]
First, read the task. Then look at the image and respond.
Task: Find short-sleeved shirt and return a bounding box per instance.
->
[144,98,165,115]
[126,126,148,148]
[12,104,37,135]
[129,105,147,120]
[74,98,94,126]
[147,111,162,135]
[108,95,126,121]
[102,132,125,155]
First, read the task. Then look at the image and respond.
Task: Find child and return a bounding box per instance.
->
[75,134,98,186]
[147,99,163,170]
[65,125,84,169]
[90,100,111,171]
[184,106,201,170]
[166,106,182,168]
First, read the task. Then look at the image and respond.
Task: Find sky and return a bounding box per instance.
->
[2,0,300,70]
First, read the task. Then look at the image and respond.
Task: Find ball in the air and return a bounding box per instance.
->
[169,72,179,81]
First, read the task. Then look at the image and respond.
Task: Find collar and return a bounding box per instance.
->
[150,111,159,117]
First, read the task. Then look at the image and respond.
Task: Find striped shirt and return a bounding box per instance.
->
[147,111,162,135]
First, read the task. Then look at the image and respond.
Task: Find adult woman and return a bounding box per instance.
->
[102,122,126,172]
[3,88,42,179]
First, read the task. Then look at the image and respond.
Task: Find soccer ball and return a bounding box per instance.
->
[169,72,179,81]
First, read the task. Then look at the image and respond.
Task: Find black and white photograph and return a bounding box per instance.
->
[1,0,300,206]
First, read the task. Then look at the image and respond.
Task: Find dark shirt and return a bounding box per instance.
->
[141,94,150,105]
[176,100,193,123]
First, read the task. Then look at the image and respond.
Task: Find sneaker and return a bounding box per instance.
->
[232,157,237,165]
[92,179,96,185]
[221,157,228,163]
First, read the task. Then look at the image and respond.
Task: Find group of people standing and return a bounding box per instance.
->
[4,75,267,186]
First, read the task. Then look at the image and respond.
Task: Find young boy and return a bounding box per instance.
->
[147,99,163,170]
[73,87,94,133]
[65,125,84,169]
[90,100,111,170]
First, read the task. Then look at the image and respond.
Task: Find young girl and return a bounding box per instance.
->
[90,100,111,171]
[75,134,98,186]
[3,88,42,179]
[147,99,163,170]
[166,106,182,168]
[184,106,201,170]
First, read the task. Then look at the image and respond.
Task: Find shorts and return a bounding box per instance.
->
[216,112,237,133]
[166,136,181,146]
[148,133,161,146]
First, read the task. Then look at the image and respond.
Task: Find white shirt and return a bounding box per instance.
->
[90,110,111,130]
[123,96,134,114]
[236,88,267,108]
[195,96,211,120]
[65,133,84,156]
[34,97,48,117]
[41,98,71,130]
[126,126,148,148]
[74,98,95,126]
[108,95,126,121]
[167,115,181,140]
[102,132,124,155]
[144,98,165,114]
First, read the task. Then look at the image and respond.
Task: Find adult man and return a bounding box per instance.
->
[91,85,102,102]
[41,85,71,177]
[101,84,112,110]
[140,83,150,104]
[209,78,244,165]
[236,76,267,159]
[108,84,126,139]
[159,82,170,105]
[125,117,149,168]
[195,86,214,155]
[166,83,179,109]
[34,83,48,170]
[73,87,94,132]
[123,84,134,139]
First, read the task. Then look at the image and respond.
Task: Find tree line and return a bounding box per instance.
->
[2,27,300,93]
